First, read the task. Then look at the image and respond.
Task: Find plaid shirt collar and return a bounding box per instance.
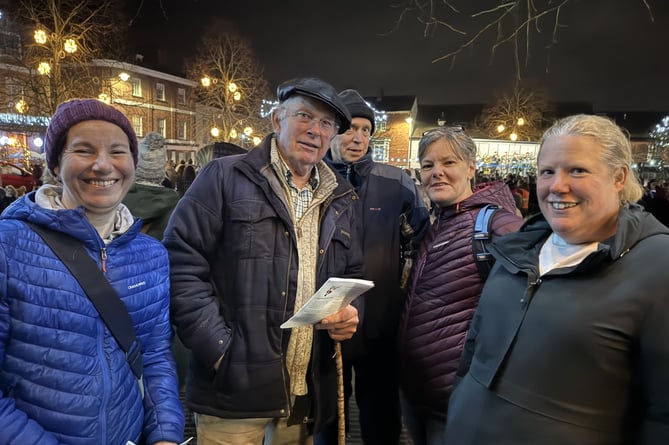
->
[270,138,320,192]
[270,138,321,220]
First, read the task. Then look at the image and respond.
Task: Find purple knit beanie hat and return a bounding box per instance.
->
[44,99,139,175]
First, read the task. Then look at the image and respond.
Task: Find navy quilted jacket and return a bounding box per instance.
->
[164,135,364,433]
[399,181,523,417]
[0,193,184,445]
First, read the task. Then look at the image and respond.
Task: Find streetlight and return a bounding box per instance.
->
[31,25,81,114]
[210,127,220,138]
[37,61,51,76]
[199,75,252,143]
[15,100,28,114]
[34,29,47,44]
[63,38,77,54]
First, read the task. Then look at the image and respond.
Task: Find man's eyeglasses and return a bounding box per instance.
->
[422,126,465,136]
[289,110,338,134]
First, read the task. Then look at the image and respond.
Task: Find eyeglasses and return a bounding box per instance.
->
[422,126,465,136]
[289,110,338,134]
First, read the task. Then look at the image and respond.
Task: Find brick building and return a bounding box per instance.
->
[90,59,199,163]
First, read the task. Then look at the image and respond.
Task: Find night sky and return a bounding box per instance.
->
[127,0,669,112]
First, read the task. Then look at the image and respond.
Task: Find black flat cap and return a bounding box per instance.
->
[276,77,351,133]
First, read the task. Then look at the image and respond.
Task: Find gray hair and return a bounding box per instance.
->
[540,114,643,203]
[418,127,477,163]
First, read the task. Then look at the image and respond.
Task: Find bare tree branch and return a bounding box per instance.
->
[474,82,554,141]
[186,20,271,145]
[3,0,127,116]
[389,0,655,78]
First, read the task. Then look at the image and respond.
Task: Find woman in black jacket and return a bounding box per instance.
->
[447,114,669,445]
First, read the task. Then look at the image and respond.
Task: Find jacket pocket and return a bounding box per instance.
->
[227,200,282,259]
[324,225,353,278]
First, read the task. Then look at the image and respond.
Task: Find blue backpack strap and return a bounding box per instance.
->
[473,204,499,281]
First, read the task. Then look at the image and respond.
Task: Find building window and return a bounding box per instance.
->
[178,120,187,140]
[157,118,166,138]
[131,78,142,97]
[375,120,387,132]
[177,88,186,105]
[156,82,166,101]
[371,138,390,163]
[132,116,143,137]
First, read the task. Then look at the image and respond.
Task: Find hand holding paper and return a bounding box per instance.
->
[317,304,360,341]
[280,278,374,329]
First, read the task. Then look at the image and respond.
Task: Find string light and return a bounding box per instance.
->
[0,113,50,128]
[650,116,669,148]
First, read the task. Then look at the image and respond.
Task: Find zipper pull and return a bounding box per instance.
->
[101,247,107,272]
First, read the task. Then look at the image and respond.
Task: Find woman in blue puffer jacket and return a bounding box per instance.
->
[0,99,184,445]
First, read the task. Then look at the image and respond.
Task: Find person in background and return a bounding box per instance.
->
[123,132,180,241]
[0,187,6,213]
[164,77,363,445]
[179,162,197,197]
[322,89,430,445]
[31,162,43,189]
[399,126,523,445]
[123,131,192,436]
[446,114,669,444]
[163,159,178,190]
[0,99,184,444]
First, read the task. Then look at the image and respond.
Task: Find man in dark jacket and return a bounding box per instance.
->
[163,77,363,445]
[321,89,430,444]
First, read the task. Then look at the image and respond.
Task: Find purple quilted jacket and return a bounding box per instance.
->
[399,181,523,417]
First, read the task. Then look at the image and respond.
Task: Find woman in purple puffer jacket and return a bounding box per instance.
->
[399,127,523,445]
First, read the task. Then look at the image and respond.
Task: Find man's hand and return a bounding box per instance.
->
[316,304,359,341]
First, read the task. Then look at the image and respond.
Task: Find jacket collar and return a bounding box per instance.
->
[239,133,356,199]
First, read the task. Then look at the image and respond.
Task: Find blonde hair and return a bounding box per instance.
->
[540,114,643,203]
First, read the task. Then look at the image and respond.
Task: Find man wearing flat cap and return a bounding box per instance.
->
[164,77,363,444]
[322,89,430,444]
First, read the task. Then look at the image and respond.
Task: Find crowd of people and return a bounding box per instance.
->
[0,78,667,445]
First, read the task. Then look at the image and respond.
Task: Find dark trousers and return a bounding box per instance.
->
[315,341,402,445]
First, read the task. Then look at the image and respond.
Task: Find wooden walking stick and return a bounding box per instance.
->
[335,341,345,445]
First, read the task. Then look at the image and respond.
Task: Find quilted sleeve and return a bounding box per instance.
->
[138,248,184,444]
[0,240,60,445]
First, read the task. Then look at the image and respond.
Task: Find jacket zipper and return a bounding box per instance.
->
[281,232,293,417]
[521,276,542,305]
[100,247,107,273]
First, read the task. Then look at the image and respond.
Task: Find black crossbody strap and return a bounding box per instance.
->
[25,222,143,382]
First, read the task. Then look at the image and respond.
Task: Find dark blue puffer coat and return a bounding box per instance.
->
[0,192,184,445]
